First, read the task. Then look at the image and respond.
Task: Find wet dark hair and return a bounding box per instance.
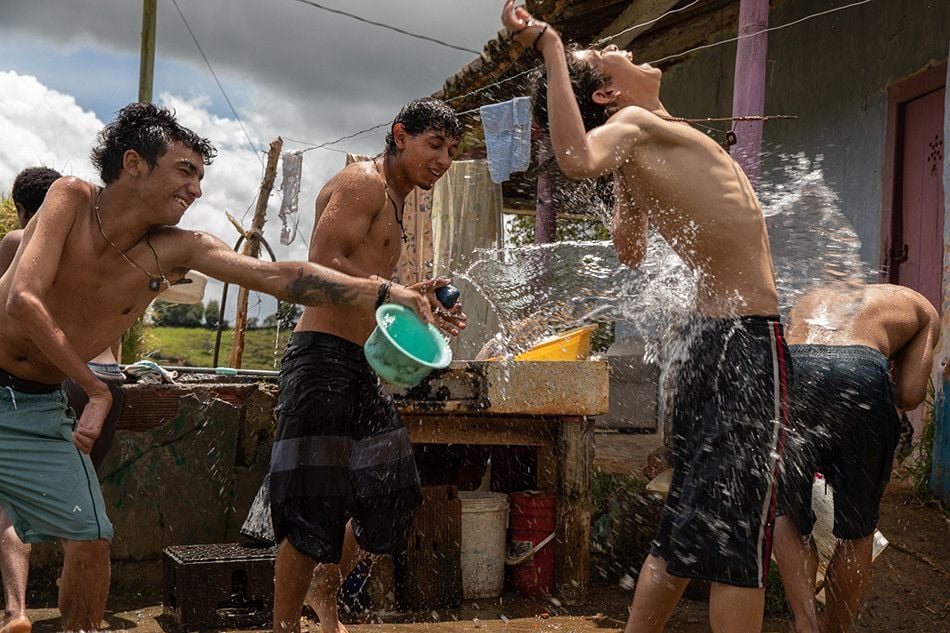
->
[12,166,62,222]
[385,97,462,156]
[532,43,610,131]
[90,102,217,184]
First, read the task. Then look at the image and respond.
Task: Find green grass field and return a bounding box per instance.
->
[145,326,293,370]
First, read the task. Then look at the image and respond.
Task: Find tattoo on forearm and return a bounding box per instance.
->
[286,269,358,306]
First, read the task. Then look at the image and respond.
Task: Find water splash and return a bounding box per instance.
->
[452,155,866,362]
[454,234,696,362]
[760,153,868,324]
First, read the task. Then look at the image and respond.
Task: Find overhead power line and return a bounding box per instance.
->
[287,0,878,153]
[288,0,480,55]
[169,0,264,165]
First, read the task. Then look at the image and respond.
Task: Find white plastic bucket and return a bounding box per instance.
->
[459,491,510,598]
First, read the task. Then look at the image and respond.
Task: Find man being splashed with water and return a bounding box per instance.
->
[503,2,786,632]
[774,284,938,633]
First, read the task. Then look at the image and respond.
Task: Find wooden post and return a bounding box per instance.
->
[731,0,769,185]
[535,143,557,243]
[536,444,558,492]
[555,415,592,604]
[138,0,157,103]
[229,138,283,369]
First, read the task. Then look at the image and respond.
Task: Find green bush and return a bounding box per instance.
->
[589,471,662,584]
[0,192,18,239]
[147,326,292,369]
[907,380,937,499]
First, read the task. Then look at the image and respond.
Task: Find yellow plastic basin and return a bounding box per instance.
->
[513,324,597,361]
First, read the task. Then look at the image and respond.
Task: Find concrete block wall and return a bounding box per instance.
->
[30,388,277,593]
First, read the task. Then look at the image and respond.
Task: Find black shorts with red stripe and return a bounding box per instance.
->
[651,316,789,588]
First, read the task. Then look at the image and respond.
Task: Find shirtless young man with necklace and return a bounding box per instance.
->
[271,97,465,633]
[0,102,430,633]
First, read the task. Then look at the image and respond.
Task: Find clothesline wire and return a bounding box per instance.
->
[286,0,877,153]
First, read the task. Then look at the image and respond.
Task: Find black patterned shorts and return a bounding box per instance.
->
[269,332,422,563]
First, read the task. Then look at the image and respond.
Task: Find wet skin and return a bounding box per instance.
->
[505,0,778,318]
[295,127,466,345]
[786,283,940,410]
[0,143,429,450]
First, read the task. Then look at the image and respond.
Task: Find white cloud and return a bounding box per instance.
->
[0,73,331,319]
[0,71,102,186]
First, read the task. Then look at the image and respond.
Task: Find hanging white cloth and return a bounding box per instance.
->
[278,151,303,245]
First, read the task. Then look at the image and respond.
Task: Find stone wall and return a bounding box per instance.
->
[30,386,277,594]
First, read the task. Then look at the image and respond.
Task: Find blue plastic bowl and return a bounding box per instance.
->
[364,304,452,387]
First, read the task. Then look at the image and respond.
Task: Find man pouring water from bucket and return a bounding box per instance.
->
[271,98,466,633]
[503,2,788,631]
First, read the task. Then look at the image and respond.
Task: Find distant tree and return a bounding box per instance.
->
[204,300,228,329]
[506,214,610,247]
[0,192,18,239]
[246,317,258,330]
[262,302,302,329]
[153,300,204,327]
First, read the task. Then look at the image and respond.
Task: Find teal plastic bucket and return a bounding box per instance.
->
[364,304,452,387]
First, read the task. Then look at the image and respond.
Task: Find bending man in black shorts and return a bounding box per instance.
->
[271,98,465,633]
[774,284,939,633]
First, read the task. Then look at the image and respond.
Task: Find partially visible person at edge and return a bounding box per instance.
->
[0,166,62,633]
[0,102,431,633]
[502,2,786,632]
[774,284,939,633]
[271,97,466,633]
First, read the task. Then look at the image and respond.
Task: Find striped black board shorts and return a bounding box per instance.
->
[268,331,422,564]
[651,316,789,588]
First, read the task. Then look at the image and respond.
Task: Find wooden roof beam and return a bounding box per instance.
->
[594,0,679,49]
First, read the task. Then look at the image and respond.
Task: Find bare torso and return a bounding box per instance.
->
[294,160,404,345]
[616,113,778,317]
[786,284,934,358]
[0,181,188,383]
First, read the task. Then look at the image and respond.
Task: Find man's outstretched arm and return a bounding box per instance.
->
[181,231,433,322]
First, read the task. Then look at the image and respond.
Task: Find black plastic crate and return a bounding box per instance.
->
[162,542,277,630]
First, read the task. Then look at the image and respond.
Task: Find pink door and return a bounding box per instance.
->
[881,63,946,438]
[896,84,945,312]
[883,63,947,312]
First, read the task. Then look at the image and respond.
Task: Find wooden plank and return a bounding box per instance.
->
[400,486,463,609]
[554,416,593,604]
[536,445,558,491]
[404,415,557,447]
[731,0,769,184]
[595,0,679,49]
[632,0,738,66]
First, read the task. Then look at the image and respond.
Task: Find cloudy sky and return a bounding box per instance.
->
[0,0,502,320]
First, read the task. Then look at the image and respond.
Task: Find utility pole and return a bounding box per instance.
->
[139,0,157,103]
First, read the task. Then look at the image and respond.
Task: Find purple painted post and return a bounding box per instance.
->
[732,0,769,185]
[535,142,556,243]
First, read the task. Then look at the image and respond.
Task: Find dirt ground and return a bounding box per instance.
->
[22,432,949,632]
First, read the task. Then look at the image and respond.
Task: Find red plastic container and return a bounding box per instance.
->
[509,491,556,597]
